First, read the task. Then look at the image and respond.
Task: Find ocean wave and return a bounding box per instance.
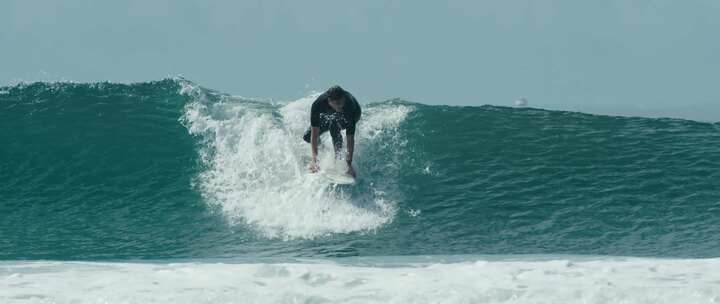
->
[1,78,719,259]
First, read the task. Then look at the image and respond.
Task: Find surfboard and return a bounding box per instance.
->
[304,154,355,185]
[320,170,356,185]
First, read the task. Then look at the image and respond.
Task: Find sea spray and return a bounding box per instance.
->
[179,81,410,239]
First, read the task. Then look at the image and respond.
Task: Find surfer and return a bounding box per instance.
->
[303,85,361,177]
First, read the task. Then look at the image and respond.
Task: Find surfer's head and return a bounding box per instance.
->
[327,85,346,112]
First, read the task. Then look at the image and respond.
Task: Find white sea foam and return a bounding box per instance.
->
[2,256,719,303]
[180,83,411,239]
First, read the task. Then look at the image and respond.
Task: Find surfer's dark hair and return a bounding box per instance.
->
[327,85,345,101]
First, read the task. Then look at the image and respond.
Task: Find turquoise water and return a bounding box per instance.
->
[2,79,719,261]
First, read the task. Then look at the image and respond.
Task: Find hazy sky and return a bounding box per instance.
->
[2,1,719,119]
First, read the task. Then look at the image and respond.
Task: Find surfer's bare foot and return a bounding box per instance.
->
[309,162,319,173]
[346,165,356,178]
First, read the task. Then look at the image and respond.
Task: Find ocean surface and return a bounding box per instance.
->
[2,78,720,303]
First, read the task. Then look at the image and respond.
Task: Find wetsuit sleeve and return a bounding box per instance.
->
[310,94,325,128]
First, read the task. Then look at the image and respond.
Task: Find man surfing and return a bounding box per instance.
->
[303,85,361,177]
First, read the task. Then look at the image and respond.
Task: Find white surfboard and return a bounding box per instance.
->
[304,153,355,185]
[320,170,356,185]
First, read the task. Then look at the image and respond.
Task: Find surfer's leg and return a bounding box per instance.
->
[303,128,312,143]
[303,127,328,144]
[329,122,343,154]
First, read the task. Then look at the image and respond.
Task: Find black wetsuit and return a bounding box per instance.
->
[302,90,361,151]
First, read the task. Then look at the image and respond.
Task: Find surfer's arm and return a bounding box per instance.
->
[345,132,356,177]
[308,96,323,172]
[311,127,320,162]
[346,132,355,165]
[347,99,360,166]
[345,114,358,177]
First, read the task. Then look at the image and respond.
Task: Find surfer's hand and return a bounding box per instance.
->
[346,165,356,178]
[309,161,319,173]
